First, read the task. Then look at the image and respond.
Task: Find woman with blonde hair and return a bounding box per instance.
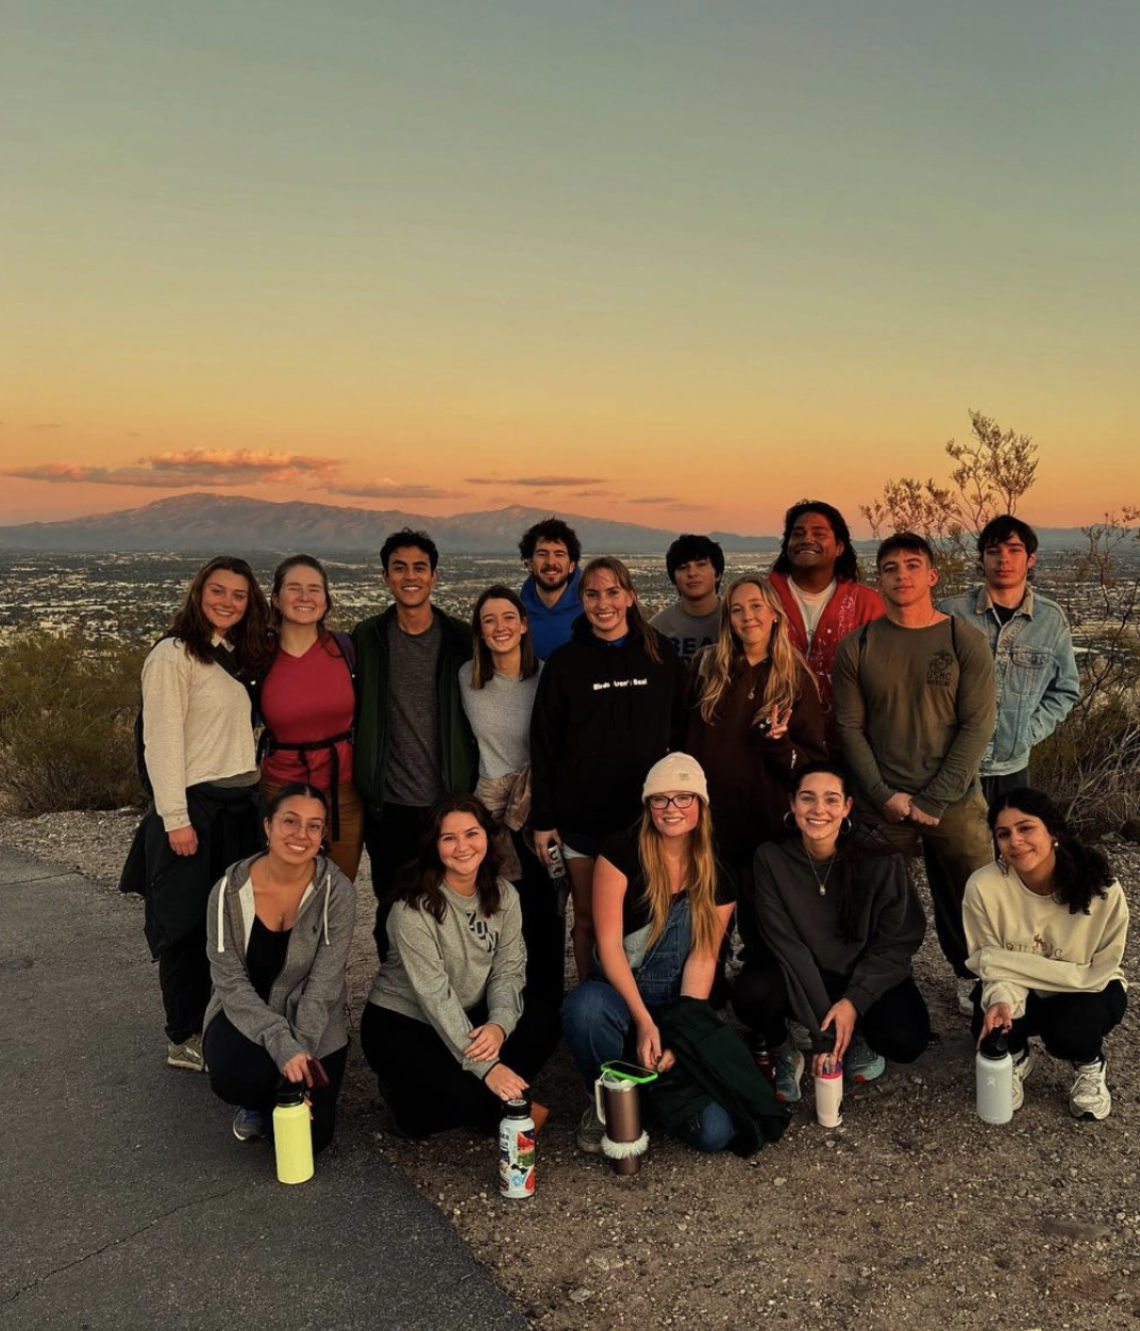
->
[561,754,741,1153]
[531,556,683,977]
[685,576,826,896]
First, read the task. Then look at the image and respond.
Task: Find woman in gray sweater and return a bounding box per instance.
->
[361,795,560,1137]
[204,783,356,1152]
[734,760,931,1105]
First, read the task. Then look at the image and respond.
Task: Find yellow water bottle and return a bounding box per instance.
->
[273,1084,314,1185]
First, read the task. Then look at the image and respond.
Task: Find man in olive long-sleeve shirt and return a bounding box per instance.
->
[833,533,995,1009]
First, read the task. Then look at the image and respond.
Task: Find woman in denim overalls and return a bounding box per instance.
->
[562,754,738,1153]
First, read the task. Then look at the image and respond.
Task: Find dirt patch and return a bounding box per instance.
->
[5,811,1139,1330]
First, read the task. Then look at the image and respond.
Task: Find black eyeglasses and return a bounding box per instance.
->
[647,793,697,812]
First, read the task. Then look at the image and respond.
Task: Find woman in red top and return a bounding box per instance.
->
[258,555,363,879]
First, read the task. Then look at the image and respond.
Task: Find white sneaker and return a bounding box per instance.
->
[1011,1044,1036,1112]
[956,978,976,1017]
[1069,1056,1112,1120]
[576,1105,606,1154]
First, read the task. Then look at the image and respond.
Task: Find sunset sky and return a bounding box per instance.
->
[2,2,1136,534]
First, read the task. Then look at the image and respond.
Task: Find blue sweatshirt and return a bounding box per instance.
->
[520,566,584,660]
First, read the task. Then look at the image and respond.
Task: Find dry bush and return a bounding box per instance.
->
[0,632,147,815]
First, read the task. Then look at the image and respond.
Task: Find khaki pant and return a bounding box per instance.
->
[856,789,992,977]
[260,777,365,882]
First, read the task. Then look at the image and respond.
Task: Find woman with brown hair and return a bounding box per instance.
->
[121,555,270,1073]
[360,795,560,1137]
[459,585,562,1004]
[256,554,362,879]
[530,556,683,977]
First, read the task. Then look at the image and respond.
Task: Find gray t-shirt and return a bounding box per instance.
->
[384,615,443,807]
[650,601,721,663]
[458,659,543,778]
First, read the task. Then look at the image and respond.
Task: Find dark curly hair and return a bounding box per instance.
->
[988,788,1114,915]
[771,501,860,583]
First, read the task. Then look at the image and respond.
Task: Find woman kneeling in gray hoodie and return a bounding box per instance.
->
[204,782,355,1150]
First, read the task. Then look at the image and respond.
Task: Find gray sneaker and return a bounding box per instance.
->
[576,1106,606,1154]
[844,1036,885,1084]
[774,1047,805,1104]
[232,1107,268,1142]
[956,978,977,1017]
[167,1034,206,1072]
[1069,1055,1111,1120]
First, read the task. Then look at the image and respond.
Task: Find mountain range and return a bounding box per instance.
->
[0,493,1093,554]
[0,494,778,554]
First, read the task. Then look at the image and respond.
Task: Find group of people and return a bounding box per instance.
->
[119,500,1129,1163]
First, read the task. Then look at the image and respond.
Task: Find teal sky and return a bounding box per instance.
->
[2,2,1137,530]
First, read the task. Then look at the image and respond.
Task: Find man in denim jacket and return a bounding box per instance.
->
[939,515,1079,804]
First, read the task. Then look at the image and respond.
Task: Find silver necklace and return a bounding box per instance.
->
[807,852,837,895]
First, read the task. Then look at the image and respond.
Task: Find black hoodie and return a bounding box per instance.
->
[530,616,683,836]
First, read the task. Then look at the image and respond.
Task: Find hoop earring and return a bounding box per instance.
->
[783,811,796,830]
[997,854,1010,877]
[840,817,853,837]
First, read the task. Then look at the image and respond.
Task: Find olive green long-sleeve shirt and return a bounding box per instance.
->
[832,616,995,818]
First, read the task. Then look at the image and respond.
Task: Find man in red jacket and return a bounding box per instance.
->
[768,500,884,743]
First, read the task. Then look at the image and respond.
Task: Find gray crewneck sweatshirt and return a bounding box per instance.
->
[367,878,526,1077]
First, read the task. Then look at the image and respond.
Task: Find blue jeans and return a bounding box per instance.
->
[562,899,736,1154]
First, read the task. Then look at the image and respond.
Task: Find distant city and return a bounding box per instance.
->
[4,546,1134,654]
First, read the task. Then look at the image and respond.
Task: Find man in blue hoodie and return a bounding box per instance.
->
[518,517,583,659]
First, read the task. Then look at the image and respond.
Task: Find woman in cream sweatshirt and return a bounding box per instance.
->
[964,787,1128,1120]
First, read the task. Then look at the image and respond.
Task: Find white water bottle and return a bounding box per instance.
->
[976,1030,1013,1125]
[499,1096,536,1198]
[814,1058,844,1128]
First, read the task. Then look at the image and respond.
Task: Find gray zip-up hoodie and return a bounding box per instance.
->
[204,852,355,1068]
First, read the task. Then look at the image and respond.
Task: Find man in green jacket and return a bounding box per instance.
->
[353,528,476,959]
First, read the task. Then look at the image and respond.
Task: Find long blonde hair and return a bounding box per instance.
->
[696,576,815,726]
[581,556,664,665]
[635,799,721,958]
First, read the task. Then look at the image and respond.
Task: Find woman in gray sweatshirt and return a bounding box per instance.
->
[733,760,930,1106]
[361,795,561,1137]
[204,783,355,1152]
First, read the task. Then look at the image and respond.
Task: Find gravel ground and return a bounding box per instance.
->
[5,808,1140,1331]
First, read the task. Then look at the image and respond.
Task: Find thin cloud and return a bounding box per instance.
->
[515,475,604,487]
[465,475,604,487]
[630,496,676,505]
[329,479,465,500]
[573,489,616,498]
[3,449,346,489]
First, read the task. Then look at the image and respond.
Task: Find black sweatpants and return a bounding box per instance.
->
[360,997,561,1137]
[363,802,432,961]
[969,980,1127,1065]
[510,828,566,1008]
[158,924,212,1045]
[203,1012,348,1153]
[732,951,930,1064]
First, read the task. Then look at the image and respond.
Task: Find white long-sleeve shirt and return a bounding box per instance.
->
[963,860,1129,1018]
[141,636,257,832]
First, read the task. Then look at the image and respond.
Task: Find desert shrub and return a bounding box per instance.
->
[0,632,147,815]
[1031,696,1140,838]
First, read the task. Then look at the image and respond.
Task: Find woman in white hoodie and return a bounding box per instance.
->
[204,783,355,1150]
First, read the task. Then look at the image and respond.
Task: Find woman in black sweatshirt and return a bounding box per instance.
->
[531,557,683,978]
[734,760,930,1106]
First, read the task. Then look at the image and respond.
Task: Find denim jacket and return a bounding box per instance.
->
[938,585,1079,776]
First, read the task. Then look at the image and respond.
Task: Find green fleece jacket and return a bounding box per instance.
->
[351,605,477,814]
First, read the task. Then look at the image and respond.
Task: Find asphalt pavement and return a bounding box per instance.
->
[1,845,525,1331]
